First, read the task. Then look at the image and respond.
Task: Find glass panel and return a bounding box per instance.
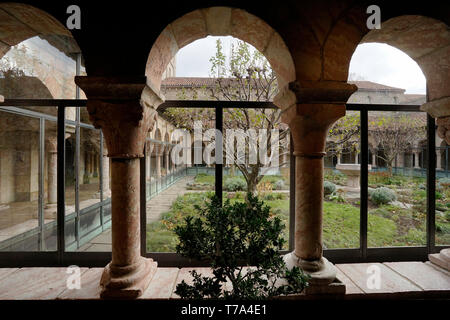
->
[146,107,215,252]
[0,110,42,251]
[64,116,77,250]
[324,111,361,249]
[222,108,291,249]
[368,111,427,247]
[43,119,58,251]
[69,107,111,252]
[436,143,450,246]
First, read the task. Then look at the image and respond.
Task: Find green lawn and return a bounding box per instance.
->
[146,172,450,252]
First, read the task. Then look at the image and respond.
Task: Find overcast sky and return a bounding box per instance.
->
[176,36,426,95]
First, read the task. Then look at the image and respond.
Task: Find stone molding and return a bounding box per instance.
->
[75,76,161,159]
[289,80,357,104]
[421,96,450,118]
[437,116,450,144]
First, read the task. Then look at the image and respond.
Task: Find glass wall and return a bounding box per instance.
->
[146,107,215,252]
[221,108,291,249]
[367,111,427,247]
[324,111,361,249]
[66,107,111,252]
[436,142,450,246]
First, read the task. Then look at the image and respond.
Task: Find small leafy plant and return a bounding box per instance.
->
[174,193,309,299]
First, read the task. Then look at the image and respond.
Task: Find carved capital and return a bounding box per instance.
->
[279,80,356,156]
[289,80,357,104]
[437,116,450,145]
[75,76,162,159]
[420,97,450,118]
[282,103,345,155]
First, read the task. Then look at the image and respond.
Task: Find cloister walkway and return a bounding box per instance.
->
[0,261,448,299]
[78,175,195,251]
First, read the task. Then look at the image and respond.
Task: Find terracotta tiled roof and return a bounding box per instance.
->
[162,77,409,93]
[348,81,405,92]
[368,112,427,129]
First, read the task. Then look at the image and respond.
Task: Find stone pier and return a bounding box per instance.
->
[277,80,357,290]
[76,76,160,299]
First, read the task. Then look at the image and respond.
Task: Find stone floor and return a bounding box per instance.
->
[0,183,102,243]
[146,175,195,224]
[0,261,448,300]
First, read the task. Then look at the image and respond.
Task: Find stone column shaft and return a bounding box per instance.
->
[436,150,442,170]
[414,152,421,168]
[47,151,57,204]
[110,158,140,266]
[156,154,162,178]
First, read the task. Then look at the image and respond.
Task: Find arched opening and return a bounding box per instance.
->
[331,14,449,251]
[145,7,296,106]
[144,7,296,255]
[0,3,112,254]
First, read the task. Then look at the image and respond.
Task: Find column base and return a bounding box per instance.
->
[429,248,450,271]
[100,256,157,299]
[283,252,337,286]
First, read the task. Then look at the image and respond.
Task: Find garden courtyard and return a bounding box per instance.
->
[146,170,450,252]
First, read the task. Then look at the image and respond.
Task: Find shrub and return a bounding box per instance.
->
[273,180,286,190]
[370,187,397,205]
[263,192,287,201]
[223,177,247,192]
[174,194,309,299]
[324,181,337,195]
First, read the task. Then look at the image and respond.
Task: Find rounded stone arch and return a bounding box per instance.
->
[360,15,449,104]
[0,3,85,100]
[145,6,296,108]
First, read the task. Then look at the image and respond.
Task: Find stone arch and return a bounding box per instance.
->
[0,3,84,99]
[145,6,296,109]
[359,16,449,103]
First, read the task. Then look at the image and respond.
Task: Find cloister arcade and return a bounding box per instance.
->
[0,1,448,299]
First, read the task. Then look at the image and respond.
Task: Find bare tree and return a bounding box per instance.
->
[369,114,426,174]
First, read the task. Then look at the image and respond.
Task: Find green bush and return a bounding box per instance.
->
[273,180,286,190]
[324,181,337,195]
[223,177,247,192]
[174,194,309,299]
[262,192,287,201]
[370,187,397,205]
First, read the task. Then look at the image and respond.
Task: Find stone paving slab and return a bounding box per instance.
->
[337,263,422,295]
[141,267,180,299]
[0,267,88,300]
[0,268,18,281]
[384,262,450,291]
[335,267,364,295]
[57,268,102,300]
[0,262,448,300]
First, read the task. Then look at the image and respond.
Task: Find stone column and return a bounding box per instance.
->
[76,76,160,299]
[146,143,151,180]
[371,152,377,167]
[277,81,357,287]
[165,152,170,175]
[436,150,443,170]
[336,153,341,165]
[414,151,421,169]
[46,136,58,207]
[396,153,405,168]
[156,153,162,178]
[101,147,111,198]
[354,152,359,164]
